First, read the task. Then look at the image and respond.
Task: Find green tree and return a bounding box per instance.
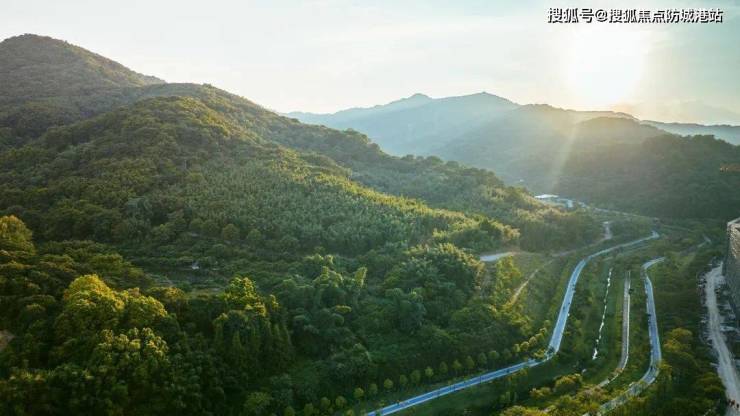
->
[438,361,448,376]
[410,370,421,385]
[477,352,488,367]
[224,276,266,313]
[320,397,331,411]
[424,366,434,380]
[383,378,394,391]
[353,387,364,401]
[452,360,463,374]
[302,403,316,416]
[243,391,272,416]
[0,215,35,256]
[465,356,476,371]
[222,223,240,241]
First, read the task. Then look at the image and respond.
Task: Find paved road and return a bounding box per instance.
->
[367,231,659,416]
[549,232,658,354]
[705,264,740,416]
[597,258,663,414]
[479,251,517,262]
[508,222,613,307]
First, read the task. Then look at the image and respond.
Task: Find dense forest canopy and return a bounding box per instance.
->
[0,34,602,415]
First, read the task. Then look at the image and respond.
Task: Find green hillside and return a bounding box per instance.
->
[0,34,162,103]
[0,35,602,415]
[295,94,740,220]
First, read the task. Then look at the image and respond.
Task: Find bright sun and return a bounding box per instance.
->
[564,26,649,108]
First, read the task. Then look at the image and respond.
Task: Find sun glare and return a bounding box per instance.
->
[564,26,649,108]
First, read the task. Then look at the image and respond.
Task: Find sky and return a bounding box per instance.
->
[2,0,740,123]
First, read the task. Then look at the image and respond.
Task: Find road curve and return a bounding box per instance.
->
[549,232,658,354]
[597,258,664,414]
[366,232,659,416]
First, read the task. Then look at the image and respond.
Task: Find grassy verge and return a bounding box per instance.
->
[354,230,665,416]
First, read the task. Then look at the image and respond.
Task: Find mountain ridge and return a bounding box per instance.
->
[0,34,164,103]
[0,33,599,256]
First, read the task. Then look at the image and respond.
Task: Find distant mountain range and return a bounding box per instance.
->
[642,120,740,145]
[289,93,740,154]
[290,92,740,219]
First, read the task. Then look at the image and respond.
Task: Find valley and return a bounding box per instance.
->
[0,30,736,416]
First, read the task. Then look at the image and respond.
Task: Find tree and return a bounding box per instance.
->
[529,387,551,400]
[477,352,488,367]
[368,383,378,397]
[424,366,434,380]
[383,378,394,391]
[222,223,240,241]
[452,360,463,374]
[81,328,177,415]
[410,370,421,385]
[438,361,448,376]
[0,215,35,256]
[247,228,264,245]
[500,406,547,416]
[320,397,331,411]
[554,374,582,394]
[335,396,347,409]
[284,406,295,416]
[464,356,475,371]
[353,387,364,401]
[488,350,499,363]
[224,276,266,313]
[55,274,126,349]
[399,374,408,389]
[302,403,316,416]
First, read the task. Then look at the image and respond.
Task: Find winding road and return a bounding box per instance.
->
[597,258,664,414]
[367,231,659,416]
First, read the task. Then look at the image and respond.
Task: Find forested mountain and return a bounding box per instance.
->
[0,34,163,103]
[0,37,598,253]
[0,35,599,415]
[289,92,520,155]
[643,120,740,145]
[554,133,740,219]
[289,94,629,160]
[293,94,740,220]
